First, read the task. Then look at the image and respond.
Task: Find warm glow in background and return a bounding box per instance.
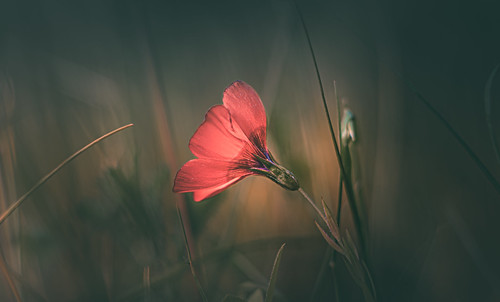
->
[1,0,499,301]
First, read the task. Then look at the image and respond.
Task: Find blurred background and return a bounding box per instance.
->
[1,0,500,301]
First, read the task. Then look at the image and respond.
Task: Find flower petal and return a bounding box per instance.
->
[192,177,243,201]
[173,158,251,201]
[222,81,267,147]
[189,105,248,160]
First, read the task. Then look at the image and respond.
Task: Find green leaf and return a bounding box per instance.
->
[315,221,344,255]
[264,243,286,302]
[321,199,341,244]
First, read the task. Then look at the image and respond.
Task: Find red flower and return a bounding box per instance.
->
[173,80,299,201]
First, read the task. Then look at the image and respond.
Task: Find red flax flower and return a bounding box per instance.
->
[173,80,299,201]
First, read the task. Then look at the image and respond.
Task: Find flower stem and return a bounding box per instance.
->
[298,188,326,223]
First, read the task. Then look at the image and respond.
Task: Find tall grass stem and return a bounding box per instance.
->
[0,124,134,226]
[400,75,500,195]
[485,64,500,164]
[293,1,365,254]
[176,203,208,302]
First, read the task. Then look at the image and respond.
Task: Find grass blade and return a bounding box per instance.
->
[333,80,344,302]
[293,0,365,255]
[485,64,500,164]
[265,243,286,302]
[315,222,344,255]
[334,80,344,222]
[0,124,134,225]
[176,203,208,302]
[321,199,341,244]
[400,76,500,196]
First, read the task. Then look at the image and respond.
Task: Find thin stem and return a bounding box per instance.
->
[398,73,500,196]
[336,180,344,223]
[484,64,500,164]
[265,243,286,302]
[293,1,365,255]
[176,203,208,302]
[333,80,343,302]
[298,188,326,223]
[334,80,344,224]
[0,124,134,226]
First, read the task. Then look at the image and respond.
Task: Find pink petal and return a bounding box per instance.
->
[222,81,267,147]
[192,177,243,201]
[173,158,251,201]
[189,105,248,160]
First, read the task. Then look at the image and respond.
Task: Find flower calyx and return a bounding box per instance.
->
[250,154,300,191]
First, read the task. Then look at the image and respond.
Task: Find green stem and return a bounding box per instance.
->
[334,80,344,225]
[485,64,500,164]
[399,73,500,196]
[298,188,326,223]
[176,203,208,302]
[293,0,365,256]
[0,124,134,226]
[333,80,344,302]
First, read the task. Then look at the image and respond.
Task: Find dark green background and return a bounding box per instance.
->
[1,0,499,301]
